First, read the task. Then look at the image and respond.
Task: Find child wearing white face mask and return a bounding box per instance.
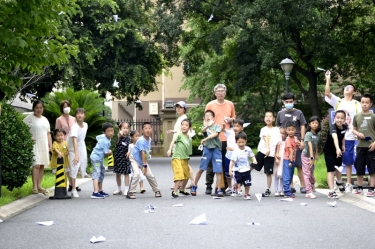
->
[55,100,76,141]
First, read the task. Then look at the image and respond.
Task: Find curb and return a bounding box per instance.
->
[0,178,91,221]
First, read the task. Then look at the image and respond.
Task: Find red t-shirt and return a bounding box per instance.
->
[284,136,297,161]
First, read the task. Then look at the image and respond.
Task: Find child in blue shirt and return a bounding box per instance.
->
[126,122,162,199]
[90,123,114,199]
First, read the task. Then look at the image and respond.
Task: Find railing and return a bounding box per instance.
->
[116,119,163,146]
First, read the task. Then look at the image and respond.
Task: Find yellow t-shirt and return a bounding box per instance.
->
[49,141,69,168]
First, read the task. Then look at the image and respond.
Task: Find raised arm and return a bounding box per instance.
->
[325,70,332,99]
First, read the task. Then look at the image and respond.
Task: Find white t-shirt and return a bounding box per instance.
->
[67,122,88,152]
[225,129,237,159]
[230,146,255,172]
[257,126,282,157]
[325,93,361,140]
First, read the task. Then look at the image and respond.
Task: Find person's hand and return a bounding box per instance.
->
[325,70,331,79]
[357,132,365,140]
[65,151,69,156]
[126,151,130,158]
[309,159,314,167]
[226,146,234,151]
[142,167,147,175]
[167,149,172,157]
[275,153,280,160]
[275,157,280,165]
[342,146,346,153]
[119,131,123,136]
[57,152,63,158]
[264,149,270,157]
[201,138,206,144]
[299,141,305,150]
[336,148,342,158]
[166,130,174,134]
[369,142,375,152]
[253,159,258,165]
[73,156,79,165]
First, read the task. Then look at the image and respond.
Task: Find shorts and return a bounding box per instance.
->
[224,157,231,178]
[343,140,355,165]
[91,160,105,182]
[254,152,275,174]
[355,147,375,175]
[199,147,222,173]
[171,158,190,181]
[69,164,79,179]
[324,151,342,172]
[234,171,252,187]
[295,147,302,167]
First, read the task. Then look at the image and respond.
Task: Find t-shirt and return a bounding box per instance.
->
[225,129,236,159]
[172,133,192,159]
[302,131,320,157]
[205,100,236,141]
[284,136,297,160]
[276,109,307,140]
[172,114,193,139]
[131,136,152,166]
[67,122,88,152]
[353,112,375,148]
[257,126,282,157]
[230,146,255,172]
[323,124,347,153]
[90,134,111,161]
[55,115,76,141]
[325,93,361,140]
[203,124,222,150]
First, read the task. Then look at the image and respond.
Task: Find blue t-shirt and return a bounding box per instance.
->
[90,134,111,162]
[230,146,255,172]
[131,136,152,166]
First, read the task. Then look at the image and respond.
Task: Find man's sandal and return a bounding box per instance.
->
[126,193,136,199]
[155,191,162,197]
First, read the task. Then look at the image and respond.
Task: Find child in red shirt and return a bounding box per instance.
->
[283,121,298,198]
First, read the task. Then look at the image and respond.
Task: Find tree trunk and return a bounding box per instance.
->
[307,75,321,117]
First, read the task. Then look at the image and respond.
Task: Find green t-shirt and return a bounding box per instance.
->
[203,124,222,150]
[353,112,375,147]
[302,131,320,157]
[172,133,192,159]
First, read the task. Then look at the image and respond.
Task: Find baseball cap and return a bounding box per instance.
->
[175,101,187,108]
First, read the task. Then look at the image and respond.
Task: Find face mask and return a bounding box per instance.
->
[63,107,71,114]
[284,103,294,110]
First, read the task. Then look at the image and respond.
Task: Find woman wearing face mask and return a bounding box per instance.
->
[55,100,76,141]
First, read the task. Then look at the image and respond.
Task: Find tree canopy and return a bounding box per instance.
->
[154,0,375,118]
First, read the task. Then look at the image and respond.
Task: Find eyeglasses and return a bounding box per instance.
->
[215,90,226,93]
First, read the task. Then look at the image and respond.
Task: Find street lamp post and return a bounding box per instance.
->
[280,58,294,93]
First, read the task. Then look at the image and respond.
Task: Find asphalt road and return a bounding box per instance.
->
[0,157,374,249]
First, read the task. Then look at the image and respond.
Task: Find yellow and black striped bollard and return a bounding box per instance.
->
[49,157,71,199]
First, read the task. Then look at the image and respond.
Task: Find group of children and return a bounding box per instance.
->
[49,93,375,201]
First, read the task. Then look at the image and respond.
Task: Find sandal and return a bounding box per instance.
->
[32,189,38,194]
[155,191,162,198]
[38,188,48,194]
[126,193,136,199]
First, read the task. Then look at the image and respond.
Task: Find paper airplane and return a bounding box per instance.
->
[113,79,119,88]
[243,123,251,128]
[90,236,106,243]
[208,14,214,22]
[36,221,54,226]
[26,93,36,98]
[213,196,224,199]
[334,166,344,172]
[317,67,326,71]
[300,203,308,206]
[255,193,262,202]
[246,219,260,226]
[327,201,337,207]
[190,213,208,225]
[279,198,293,202]
[44,40,48,44]
[144,209,156,213]
[58,11,65,15]
[145,205,156,210]
[0,219,3,223]
[189,129,196,138]
[173,203,184,207]
[113,15,120,22]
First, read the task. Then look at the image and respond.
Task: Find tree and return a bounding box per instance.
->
[0,0,79,100]
[154,0,375,117]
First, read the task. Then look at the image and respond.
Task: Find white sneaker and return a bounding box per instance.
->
[305,193,317,199]
[345,184,353,193]
[225,187,232,194]
[274,192,280,197]
[123,189,128,196]
[237,191,243,197]
[71,189,79,198]
[113,189,123,195]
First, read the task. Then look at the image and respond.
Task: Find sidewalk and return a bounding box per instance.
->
[0,178,91,221]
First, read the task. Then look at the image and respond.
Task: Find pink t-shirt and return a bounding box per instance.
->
[284,136,297,161]
[55,115,76,140]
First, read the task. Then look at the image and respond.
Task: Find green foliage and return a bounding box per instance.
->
[41,88,114,153]
[0,0,79,99]
[0,104,34,191]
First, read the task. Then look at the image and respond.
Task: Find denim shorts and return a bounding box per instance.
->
[199,147,222,173]
[91,160,105,182]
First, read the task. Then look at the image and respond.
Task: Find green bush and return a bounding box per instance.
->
[0,103,34,190]
[42,88,116,154]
